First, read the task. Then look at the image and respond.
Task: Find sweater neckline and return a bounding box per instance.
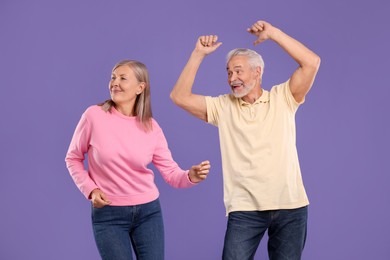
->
[111,106,137,121]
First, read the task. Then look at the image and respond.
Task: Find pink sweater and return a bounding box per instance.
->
[65,105,195,206]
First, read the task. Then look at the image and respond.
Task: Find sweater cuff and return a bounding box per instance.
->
[83,184,99,200]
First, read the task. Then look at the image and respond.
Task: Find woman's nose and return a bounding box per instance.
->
[112,78,119,86]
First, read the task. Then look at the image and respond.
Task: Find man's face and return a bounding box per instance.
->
[227,55,260,98]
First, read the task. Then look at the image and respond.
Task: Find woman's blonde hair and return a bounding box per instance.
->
[99,60,153,131]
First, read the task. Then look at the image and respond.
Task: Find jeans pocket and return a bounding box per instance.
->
[91,205,114,223]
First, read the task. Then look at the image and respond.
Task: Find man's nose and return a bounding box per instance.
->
[230,73,237,82]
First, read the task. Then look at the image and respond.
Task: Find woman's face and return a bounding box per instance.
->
[109,65,144,107]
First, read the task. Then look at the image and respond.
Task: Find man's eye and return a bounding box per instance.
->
[121,77,126,80]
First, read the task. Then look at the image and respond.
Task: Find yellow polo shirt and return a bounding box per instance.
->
[206,80,309,215]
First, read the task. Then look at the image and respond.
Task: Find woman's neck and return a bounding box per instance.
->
[115,103,134,117]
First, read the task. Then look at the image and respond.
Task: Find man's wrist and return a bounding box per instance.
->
[269,27,282,42]
[191,50,207,60]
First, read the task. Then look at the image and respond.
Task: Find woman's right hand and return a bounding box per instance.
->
[90,188,111,208]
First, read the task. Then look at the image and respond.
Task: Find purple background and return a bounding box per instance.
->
[1,0,389,259]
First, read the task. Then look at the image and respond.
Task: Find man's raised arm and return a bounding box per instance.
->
[170,35,222,121]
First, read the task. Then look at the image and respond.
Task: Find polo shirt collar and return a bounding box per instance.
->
[238,89,270,106]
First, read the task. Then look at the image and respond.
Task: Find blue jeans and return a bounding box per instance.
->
[91,199,164,260]
[223,206,308,260]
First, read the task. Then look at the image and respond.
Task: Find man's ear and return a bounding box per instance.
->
[256,66,262,78]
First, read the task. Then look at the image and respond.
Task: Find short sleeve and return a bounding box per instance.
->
[272,80,303,113]
[205,95,227,126]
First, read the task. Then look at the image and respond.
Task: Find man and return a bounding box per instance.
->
[170,20,320,260]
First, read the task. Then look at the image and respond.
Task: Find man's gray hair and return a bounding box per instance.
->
[226,48,265,78]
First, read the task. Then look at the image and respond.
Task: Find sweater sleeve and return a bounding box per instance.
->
[152,123,196,188]
[65,111,99,199]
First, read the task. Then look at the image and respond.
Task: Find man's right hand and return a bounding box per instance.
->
[194,35,222,56]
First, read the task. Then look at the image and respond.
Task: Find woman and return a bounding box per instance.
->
[65,60,210,260]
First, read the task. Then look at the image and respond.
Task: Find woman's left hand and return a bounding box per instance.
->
[188,160,211,183]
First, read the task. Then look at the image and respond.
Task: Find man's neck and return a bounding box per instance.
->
[242,86,263,104]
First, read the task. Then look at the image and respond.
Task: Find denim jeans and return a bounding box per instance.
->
[91,199,164,260]
[222,206,308,260]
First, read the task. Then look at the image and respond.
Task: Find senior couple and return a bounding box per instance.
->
[65,19,320,260]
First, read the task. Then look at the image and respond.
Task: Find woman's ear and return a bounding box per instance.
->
[136,82,146,95]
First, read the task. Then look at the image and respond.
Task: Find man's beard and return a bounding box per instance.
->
[231,80,256,98]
